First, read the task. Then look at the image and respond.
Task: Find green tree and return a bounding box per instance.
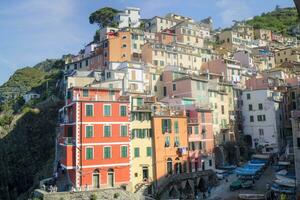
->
[89,7,119,28]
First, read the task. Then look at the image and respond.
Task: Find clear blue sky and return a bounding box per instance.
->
[0,0,295,85]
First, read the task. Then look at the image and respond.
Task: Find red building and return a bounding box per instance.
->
[58,87,130,190]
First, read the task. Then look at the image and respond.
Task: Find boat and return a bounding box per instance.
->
[271,183,296,194]
[238,194,265,200]
[274,179,296,188]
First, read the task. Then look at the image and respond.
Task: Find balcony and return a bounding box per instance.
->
[72,94,117,102]
[59,137,75,146]
[188,118,199,124]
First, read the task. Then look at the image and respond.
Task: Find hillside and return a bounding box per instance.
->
[0,59,64,200]
[246,7,299,36]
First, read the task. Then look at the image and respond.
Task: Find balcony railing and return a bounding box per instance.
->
[72,94,117,102]
[188,118,199,124]
[60,137,75,145]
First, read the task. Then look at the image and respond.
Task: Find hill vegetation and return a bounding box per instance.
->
[0,59,64,200]
[246,7,299,36]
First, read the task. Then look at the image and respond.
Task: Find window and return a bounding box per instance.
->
[146,147,152,157]
[249,104,253,111]
[154,86,157,92]
[250,116,254,122]
[194,126,199,134]
[104,146,111,159]
[134,147,140,157]
[137,98,143,106]
[259,129,264,136]
[165,136,170,147]
[121,146,128,158]
[120,105,127,116]
[247,93,251,100]
[201,112,205,123]
[167,158,173,175]
[174,120,179,133]
[104,125,111,137]
[257,115,266,121]
[86,126,93,138]
[160,61,164,66]
[163,86,167,96]
[122,44,127,48]
[86,147,93,160]
[153,74,156,80]
[174,136,180,147]
[297,138,300,148]
[121,125,128,137]
[162,119,172,133]
[221,95,224,101]
[221,105,225,115]
[85,104,94,116]
[133,43,137,49]
[104,105,111,116]
[173,83,176,91]
[258,103,263,110]
[83,89,89,97]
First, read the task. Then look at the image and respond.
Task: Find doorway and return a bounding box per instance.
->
[108,169,114,187]
[142,167,149,181]
[92,169,100,188]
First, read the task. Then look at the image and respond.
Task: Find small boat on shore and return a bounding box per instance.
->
[238,194,265,200]
[274,179,296,188]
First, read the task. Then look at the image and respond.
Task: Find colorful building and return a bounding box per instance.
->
[58,87,131,190]
[151,106,189,187]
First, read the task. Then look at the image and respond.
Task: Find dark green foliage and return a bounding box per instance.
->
[90,193,97,200]
[89,7,120,28]
[0,58,64,199]
[0,101,63,199]
[94,30,100,42]
[246,7,299,36]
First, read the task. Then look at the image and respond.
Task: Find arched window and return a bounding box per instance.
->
[175,157,182,174]
[167,158,173,175]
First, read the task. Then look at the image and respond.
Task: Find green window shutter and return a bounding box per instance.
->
[104,126,111,137]
[137,98,143,106]
[168,119,172,132]
[174,121,179,133]
[120,106,127,116]
[104,105,111,116]
[86,126,93,138]
[86,105,93,116]
[86,148,93,160]
[146,147,152,157]
[121,125,127,137]
[134,148,140,157]
[175,136,180,147]
[194,126,199,134]
[104,147,111,159]
[121,146,128,158]
[83,89,89,97]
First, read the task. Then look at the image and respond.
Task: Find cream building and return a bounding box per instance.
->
[275,47,300,65]
[129,96,154,192]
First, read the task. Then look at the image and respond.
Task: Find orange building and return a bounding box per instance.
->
[152,109,189,187]
[59,87,130,190]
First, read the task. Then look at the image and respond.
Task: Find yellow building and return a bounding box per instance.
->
[130,96,155,192]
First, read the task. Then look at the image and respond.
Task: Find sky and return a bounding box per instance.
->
[0,0,295,85]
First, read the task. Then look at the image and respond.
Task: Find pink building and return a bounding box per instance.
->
[186,108,214,171]
[202,58,243,84]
